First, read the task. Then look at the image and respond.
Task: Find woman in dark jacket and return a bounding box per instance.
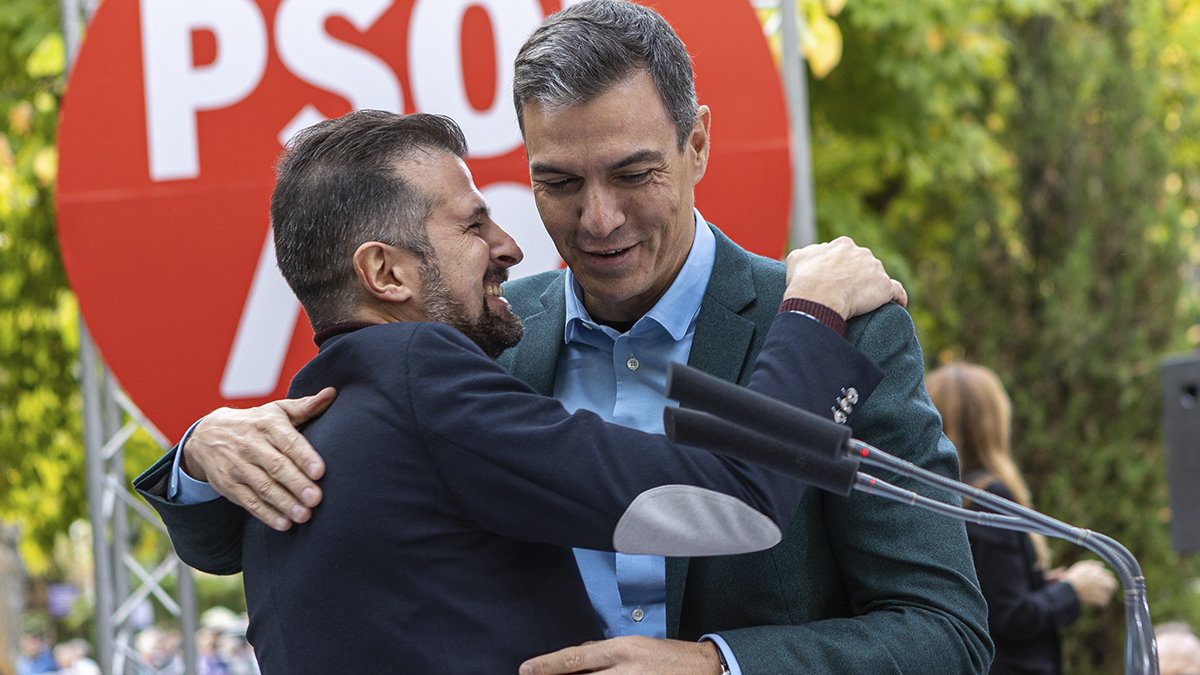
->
[928,362,1116,675]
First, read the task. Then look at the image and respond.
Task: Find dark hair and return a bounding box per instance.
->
[271,110,468,330]
[513,0,698,149]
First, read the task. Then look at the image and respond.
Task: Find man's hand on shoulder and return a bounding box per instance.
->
[181,387,337,531]
[519,637,724,675]
[785,236,907,320]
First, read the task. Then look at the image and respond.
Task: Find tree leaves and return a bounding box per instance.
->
[809,0,1200,669]
[0,0,78,577]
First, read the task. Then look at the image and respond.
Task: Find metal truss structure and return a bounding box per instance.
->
[63,0,199,672]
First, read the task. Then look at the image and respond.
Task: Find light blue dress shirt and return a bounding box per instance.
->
[554,213,742,672]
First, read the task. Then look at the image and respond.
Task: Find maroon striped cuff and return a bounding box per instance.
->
[778,298,846,337]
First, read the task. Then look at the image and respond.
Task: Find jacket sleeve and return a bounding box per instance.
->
[132,448,245,575]
[715,303,994,674]
[405,314,865,556]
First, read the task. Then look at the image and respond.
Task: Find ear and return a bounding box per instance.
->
[352,241,418,305]
[688,105,712,186]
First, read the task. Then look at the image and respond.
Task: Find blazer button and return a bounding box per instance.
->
[841,387,859,405]
[833,409,848,424]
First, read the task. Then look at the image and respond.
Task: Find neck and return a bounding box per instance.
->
[312,320,379,346]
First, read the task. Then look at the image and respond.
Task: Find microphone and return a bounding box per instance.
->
[664,361,1159,675]
[665,361,850,461]
[663,406,859,496]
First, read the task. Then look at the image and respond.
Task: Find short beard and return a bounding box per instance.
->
[419,259,524,359]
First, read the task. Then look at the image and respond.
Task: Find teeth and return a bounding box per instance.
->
[486,284,503,297]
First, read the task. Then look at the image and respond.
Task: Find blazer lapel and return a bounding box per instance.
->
[687,227,758,384]
[667,226,760,637]
[504,275,567,396]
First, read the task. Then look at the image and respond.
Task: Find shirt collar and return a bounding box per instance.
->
[563,209,716,342]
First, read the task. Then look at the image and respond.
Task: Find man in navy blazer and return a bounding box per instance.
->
[135,110,903,672]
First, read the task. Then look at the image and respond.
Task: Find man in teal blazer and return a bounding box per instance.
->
[510,5,988,669]
[505,226,991,674]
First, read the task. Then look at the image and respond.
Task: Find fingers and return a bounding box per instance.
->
[520,643,611,675]
[221,464,296,533]
[783,236,904,320]
[892,279,908,308]
[262,403,328,483]
[1063,560,1117,606]
[277,387,337,426]
[521,637,718,675]
[270,387,336,481]
[183,397,332,530]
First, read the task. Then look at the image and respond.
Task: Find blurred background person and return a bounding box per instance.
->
[51,639,98,675]
[1156,622,1200,675]
[16,631,55,675]
[928,361,1117,674]
[194,628,228,675]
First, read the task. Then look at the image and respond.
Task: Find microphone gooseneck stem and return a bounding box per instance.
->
[850,440,1158,675]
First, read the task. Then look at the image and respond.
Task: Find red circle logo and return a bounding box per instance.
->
[56,0,790,439]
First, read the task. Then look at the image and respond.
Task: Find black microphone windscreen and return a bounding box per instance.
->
[664,406,859,496]
[666,362,851,459]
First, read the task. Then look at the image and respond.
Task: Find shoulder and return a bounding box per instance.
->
[845,302,916,346]
[710,224,784,275]
[505,269,564,300]
[503,269,565,318]
[323,322,484,362]
[706,223,786,308]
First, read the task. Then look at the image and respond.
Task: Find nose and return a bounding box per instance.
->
[579,185,624,239]
[486,221,524,270]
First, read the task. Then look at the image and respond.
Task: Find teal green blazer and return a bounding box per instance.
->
[498,225,993,674]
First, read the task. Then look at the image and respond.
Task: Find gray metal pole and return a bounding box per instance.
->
[778,0,817,247]
[79,324,116,672]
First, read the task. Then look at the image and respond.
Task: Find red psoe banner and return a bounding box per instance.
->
[56,0,790,439]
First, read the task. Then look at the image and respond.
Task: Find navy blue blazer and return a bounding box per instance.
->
[137,311,880,672]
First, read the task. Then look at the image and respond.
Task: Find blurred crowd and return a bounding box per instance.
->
[15,608,258,675]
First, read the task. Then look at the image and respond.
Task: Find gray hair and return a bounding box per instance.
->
[513,0,698,149]
[271,110,468,330]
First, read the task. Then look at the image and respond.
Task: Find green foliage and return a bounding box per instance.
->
[0,0,81,576]
[811,0,1200,669]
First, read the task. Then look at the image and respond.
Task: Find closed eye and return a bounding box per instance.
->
[617,170,653,185]
[535,177,578,191]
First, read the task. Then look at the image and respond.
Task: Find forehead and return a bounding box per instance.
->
[400,151,485,219]
[522,71,677,167]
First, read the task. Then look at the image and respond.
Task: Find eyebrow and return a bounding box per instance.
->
[530,149,666,176]
[465,203,490,223]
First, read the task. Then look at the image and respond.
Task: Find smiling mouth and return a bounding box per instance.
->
[586,245,635,258]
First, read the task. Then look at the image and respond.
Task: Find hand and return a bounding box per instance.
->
[180,387,337,531]
[784,236,907,319]
[1061,559,1117,607]
[519,637,723,675]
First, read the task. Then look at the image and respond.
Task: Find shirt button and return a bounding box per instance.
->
[627,357,640,371]
[631,607,645,622]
